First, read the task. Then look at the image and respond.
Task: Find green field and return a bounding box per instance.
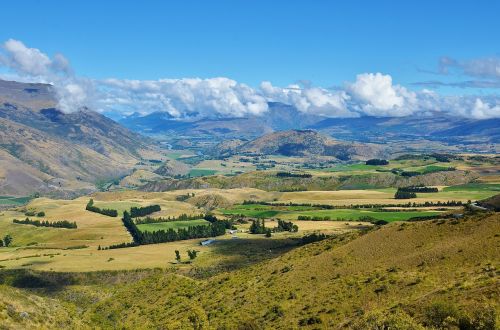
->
[93,201,142,215]
[137,219,209,232]
[0,196,32,205]
[188,169,217,177]
[443,183,500,192]
[324,164,384,172]
[221,204,441,222]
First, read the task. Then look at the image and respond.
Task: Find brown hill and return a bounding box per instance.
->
[154,159,190,177]
[213,129,386,160]
[0,79,153,197]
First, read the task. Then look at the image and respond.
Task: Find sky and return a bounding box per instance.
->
[0,0,499,119]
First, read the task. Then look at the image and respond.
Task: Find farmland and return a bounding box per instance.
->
[137,219,209,232]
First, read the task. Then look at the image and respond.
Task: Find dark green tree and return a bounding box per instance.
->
[3,234,12,247]
[175,250,181,262]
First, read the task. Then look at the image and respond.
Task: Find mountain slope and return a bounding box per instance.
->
[0,79,153,196]
[213,129,386,160]
[85,212,499,328]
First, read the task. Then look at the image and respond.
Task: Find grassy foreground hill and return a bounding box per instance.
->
[0,211,498,329]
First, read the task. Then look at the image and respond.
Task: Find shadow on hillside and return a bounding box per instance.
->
[190,237,301,278]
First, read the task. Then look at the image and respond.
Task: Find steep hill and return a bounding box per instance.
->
[141,168,476,192]
[213,129,386,160]
[0,79,153,197]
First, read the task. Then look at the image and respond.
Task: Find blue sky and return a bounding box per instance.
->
[1,0,498,88]
[0,1,499,119]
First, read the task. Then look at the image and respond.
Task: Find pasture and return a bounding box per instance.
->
[220,204,442,222]
[137,219,209,232]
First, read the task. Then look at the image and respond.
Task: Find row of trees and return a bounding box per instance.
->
[366,159,389,165]
[242,200,463,209]
[130,205,161,217]
[13,218,77,229]
[276,172,312,178]
[395,189,417,199]
[398,186,438,193]
[85,199,118,217]
[135,213,205,225]
[108,211,228,249]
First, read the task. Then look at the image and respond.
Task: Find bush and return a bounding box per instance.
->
[424,301,461,328]
[352,309,424,330]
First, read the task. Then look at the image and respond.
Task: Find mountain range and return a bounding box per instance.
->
[119,102,499,147]
[0,80,153,197]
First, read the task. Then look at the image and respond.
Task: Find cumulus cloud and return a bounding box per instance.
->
[99,77,269,118]
[0,39,90,112]
[347,73,417,117]
[0,39,499,119]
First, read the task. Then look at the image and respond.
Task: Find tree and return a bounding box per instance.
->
[0,239,3,247]
[175,250,181,262]
[187,250,198,260]
[265,229,272,237]
[3,235,12,247]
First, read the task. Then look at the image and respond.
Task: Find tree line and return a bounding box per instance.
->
[276,172,312,178]
[365,159,389,165]
[395,189,417,199]
[242,200,463,209]
[130,205,161,217]
[106,211,229,249]
[85,199,118,217]
[13,218,77,229]
[398,186,438,193]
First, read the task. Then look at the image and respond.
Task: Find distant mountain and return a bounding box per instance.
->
[119,102,499,147]
[212,129,386,160]
[308,114,500,144]
[0,79,153,197]
[118,102,324,139]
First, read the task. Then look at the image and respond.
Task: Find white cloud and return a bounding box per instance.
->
[0,39,499,120]
[347,73,417,117]
[260,81,353,117]
[470,98,500,119]
[99,77,269,118]
[0,39,91,112]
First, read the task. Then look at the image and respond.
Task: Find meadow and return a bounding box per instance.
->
[137,219,209,232]
[220,204,442,222]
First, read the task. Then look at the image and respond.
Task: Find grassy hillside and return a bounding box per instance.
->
[0,212,498,329]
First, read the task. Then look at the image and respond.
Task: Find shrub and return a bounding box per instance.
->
[424,301,461,328]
